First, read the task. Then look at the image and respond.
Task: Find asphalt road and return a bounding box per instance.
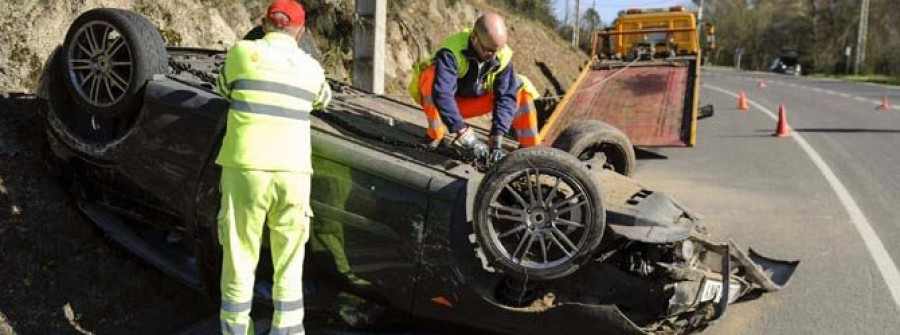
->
[633,68,900,334]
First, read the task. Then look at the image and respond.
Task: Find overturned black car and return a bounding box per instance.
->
[37,8,798,334]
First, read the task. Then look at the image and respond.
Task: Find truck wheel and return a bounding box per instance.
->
[552,120,636,177]
[474,147,605,281]
[62,8,167,118]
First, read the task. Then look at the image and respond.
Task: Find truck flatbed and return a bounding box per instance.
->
[541,59,698,147]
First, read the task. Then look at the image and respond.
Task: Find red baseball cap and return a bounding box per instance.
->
[267,0,305,27]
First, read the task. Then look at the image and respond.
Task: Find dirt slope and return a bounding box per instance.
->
[0,0,586,98]
[0,95,216,334]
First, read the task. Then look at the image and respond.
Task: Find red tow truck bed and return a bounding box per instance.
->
[540,59,698,148]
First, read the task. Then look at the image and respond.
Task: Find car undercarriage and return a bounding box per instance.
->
[37,8,799,335]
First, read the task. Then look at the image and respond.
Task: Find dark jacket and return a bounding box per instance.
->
[431,40,518,136]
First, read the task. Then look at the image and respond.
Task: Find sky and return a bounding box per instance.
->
[553,0,697,28]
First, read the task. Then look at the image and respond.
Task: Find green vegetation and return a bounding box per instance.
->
[698,0,900,76]
[484,0,558,28]
[556,7,601,53]
[9,43,42,90]
[159,29,183,47]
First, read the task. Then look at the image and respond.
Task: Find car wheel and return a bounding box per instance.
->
[43,47,128,158]
[62,8,167,118]
[552,120,636,177]
[474,147,605,280]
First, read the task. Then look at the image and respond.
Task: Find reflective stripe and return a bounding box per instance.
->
[231,100,310,121]
[422,95,434,106]
[270,324,305,335]
[231,79,317,101]
[221,300,252,313]
[273,298,305,312]
[428,118,443,129]
[517,127,539,138]
[221,320,248,335]
[315,82,332,107]
[514,104,533,117]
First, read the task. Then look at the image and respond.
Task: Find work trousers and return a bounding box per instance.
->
[218,167,312,335]
[417,65,541,147]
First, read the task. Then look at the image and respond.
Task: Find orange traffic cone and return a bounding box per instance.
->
[880,95,892,110]
[774,105,790,138]
[738,90,749,111]
[757,79,767,89]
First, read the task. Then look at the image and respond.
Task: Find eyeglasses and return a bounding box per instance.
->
[472,32,499,55]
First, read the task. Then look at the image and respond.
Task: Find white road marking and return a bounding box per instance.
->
[706,70,894,111]
[706,84,900,312]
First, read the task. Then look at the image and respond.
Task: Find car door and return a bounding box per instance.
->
[120,78,228,219]
[307,129,430,312]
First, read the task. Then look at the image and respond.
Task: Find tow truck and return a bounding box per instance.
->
[540,6,715,174]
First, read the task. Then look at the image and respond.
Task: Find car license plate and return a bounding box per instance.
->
[699,279,741,303]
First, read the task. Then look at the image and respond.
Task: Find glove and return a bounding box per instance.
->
[451,127,489,161]
[488,135,507,164]
[426,138,442,151]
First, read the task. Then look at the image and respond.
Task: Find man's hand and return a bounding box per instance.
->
[451,127,489,161]
[488,135,506,164]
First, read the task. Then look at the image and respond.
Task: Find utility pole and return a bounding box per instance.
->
[353,0,386,94]
[697,0,704,21]
[697,0,704,60]
[572,0,580,47]
[853,0,869,75]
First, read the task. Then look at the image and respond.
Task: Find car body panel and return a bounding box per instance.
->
[39,24,797,333]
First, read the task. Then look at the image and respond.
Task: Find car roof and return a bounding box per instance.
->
[310,82,482,177]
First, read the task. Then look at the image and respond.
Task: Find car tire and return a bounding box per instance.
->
[44,47,131,159]
[474,147,605,280]
[62,8,167,118]
[552,120,636,177]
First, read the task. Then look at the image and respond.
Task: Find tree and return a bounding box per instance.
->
[697,0,899,75]
[581,8,600,33]
[577,8,600,52]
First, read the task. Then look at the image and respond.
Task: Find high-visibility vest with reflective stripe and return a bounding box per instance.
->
[215,32,329,173]
[407,29,513,103]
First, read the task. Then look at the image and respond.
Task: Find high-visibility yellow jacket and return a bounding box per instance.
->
[407,29,514,104]
[215,32,331,173]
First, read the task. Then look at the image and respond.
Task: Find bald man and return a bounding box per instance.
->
[409,13,541,163]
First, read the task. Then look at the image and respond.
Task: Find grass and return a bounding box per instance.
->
[811,74,900,86]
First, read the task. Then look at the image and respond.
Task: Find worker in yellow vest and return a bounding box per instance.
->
[408,13,541,163]
[214,1,331,334]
